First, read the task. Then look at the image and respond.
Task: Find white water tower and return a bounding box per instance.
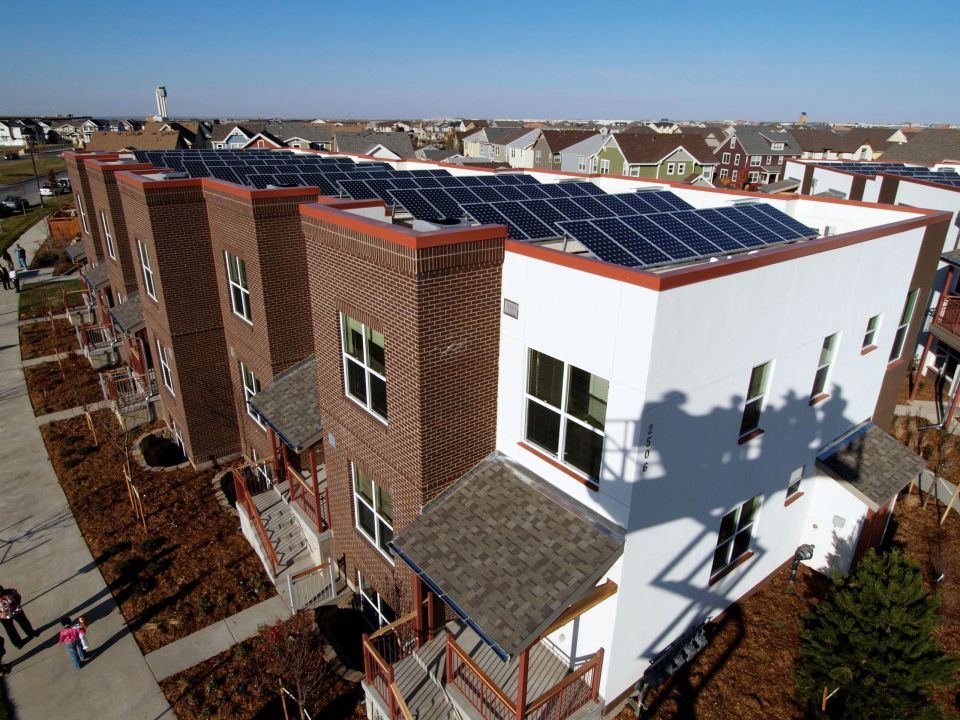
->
[155,86,168,121]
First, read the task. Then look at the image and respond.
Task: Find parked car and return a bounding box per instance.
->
[1,195,29,211]
[0,204,12,218]
[39,184,56,197]
[57,177,71,191]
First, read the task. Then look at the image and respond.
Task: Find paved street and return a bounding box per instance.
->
[0,221,173,719]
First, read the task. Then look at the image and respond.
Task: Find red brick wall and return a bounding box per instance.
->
[86,164,142,299]
[118,179,240,462]
[303,209,504,612]
[64,154,105,264]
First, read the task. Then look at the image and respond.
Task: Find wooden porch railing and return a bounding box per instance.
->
[62,288,92,315]
[286,463,331,533]
[523,648,603,720]
[362,612,419,720]
[79,322,114,351]
[446,633,517,720]
[232,462,278,577]
[935,295,960,337]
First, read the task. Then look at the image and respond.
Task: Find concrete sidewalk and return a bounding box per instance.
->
[0,220,173,719]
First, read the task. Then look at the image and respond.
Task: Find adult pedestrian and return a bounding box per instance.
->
[58,617,86,669]
[1,248,12,269]
[10,269,19,293]
[0,268,8,291]
[15,244,27,270]
[0,637,9,675]
[0,585,38,649]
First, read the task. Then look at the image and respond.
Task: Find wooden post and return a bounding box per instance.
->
[426,588,436,641]
[515,646,529,720]
[310,447,322,534]
[911,332,935,400]
[387,665,398,720]
[941,482,960,525]
[85,410,98,447]
[270,428,281,483]
[413,575,424,648]
[444,634,453,684]
[362,633,372,684]
[590,647,604,700]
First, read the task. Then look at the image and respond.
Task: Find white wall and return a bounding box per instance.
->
[800,474,869,574]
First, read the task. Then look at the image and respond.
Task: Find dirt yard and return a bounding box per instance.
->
[18,318,76,360]
[23,355,104,414]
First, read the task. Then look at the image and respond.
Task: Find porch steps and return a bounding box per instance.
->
[393,650,458,720]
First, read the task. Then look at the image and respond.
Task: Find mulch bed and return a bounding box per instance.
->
[18,317,76,360]
[160,613,366,720]
[23,355,104,415]
[40,411,275,653]
[899,371,945,404]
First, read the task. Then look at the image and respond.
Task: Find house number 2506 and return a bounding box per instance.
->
[641,423,654,473]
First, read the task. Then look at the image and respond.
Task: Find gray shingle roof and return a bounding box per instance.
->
[247,356,323,452]
[81,263,109,289]
[729,125,802,156]
[64,242,86,262]
[108,292,144,332]
[391,453,623,659]
[878,128,960,165]
[816,423,927,511]
[334,131,415,158]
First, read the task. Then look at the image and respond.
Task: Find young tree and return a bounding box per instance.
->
[795,548,956,719]
[256,615,331,720]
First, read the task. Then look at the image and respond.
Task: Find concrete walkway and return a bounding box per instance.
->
[0,220,173,719]
[144,594,290,681]
[35,400,112,425]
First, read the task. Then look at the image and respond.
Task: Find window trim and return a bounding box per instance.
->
[785,466,804,505]
[734,153,741,165]
[710,495,762,581]
[677,162,686,176]
[138,239,156,300]
[156,339,174,394]
[225,251,253,324]
[240,361,264,429]
[599,158,610,174]
[100,210,115,259]
[666,162,676,175]
[810,333,840,403]
[352,463,394,563]
[722,152,731,164]
[357,570,395,628]
[340,314,388,423]
[749,155,761,167]
[862,314,881,352]
[889,289,919,363]
[77,195,90,233]
[739,361,772,440]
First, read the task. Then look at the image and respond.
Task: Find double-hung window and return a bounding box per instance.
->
[749,155,761,167]
[357,570,395,629]
[156,340,174,393]
[225,252,252,323]
[667,162,676,175]
[100,211,115,259]
[889,289,919,362]
[77,195,90,233]
[810,333,839,400]
[722,152,731,164]
[577,157,586,172]
[739,361,772,438]
[352,464,393,557]
[712,495,762,576]
[734,153,741,165]
[599,158,610,174]
[240,362,264,428]
[677,162,686,176]
[138,239,156,299]
[862,315,881,349]
[786,466,804,501]
[771,142,784,151]
[525,349,609,484]
[341,315,387,421]
[535,150,541,163]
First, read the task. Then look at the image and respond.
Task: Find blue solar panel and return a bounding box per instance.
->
[390,177,419,190]
[462,203,525,239]
[420,189,464,218]
[513,175,540,185]
[458,176,485,187]
[472,186,508,202]
[538,184,570,198]
[547,198,592,221]
[569,196,615,218]
[697,209,765,248]
[516,185,551,200]
[594,194,637,215]
[446,186,483,204]
[646,213,724,256]
[751,204,818,239]
[366,179,401,202]
[671,211,745,252]
[413,177,442,188]
[619,215,697,260]
[247,174,275,189]
[637,192,677,213]
[493,202,556,239]
[434,176,465,187]
[522,200,569,232]
[557,220,643,267]
[389,189,443,220]
[300,173,339,196]
[734,205,797,241]
[273,173,302,187]
[617,194,659,214]
[339,180,380,200]
[184,160,210,177]
[209,166,240,184]
[591,218,673,266]
[578,183,606,196]
[720,207,784,243]
[497,175,526,185]
[494,186,528,201]
[659,192,694,211]
[559,183,592,197]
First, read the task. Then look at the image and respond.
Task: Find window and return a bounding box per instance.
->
[599,158,610,174]
[719,168,729,179]
[712,496,762,576]
[240,362,264,428]
[100,211,115,259]
[722,152,731,164]
[677,162,686,176]
[156,340,174,393]
[778,156,784,165]
[731,170,739,183]
[739,361,772,438]
[137,239,156,300]
[631,166,640,177]
[535,150,541,163]
[889,289,919,362]
[525,349,609,483]
[749,156,761,167]
[590,157,598,173]
[771,142,784,151]
[786,466,804,500]
[810,333,839,400]
[341,314,387,421]
[577,157,586,172]
[730,138,736,149]
[748,171,760,183]
[225,252,252,323]
[352,464,393,557]
[77,195,90,233]
[665,162,675,175]
[765,156,772,165]
[357,570,395,629]
[553,153,561,164]
[862,314,881,349]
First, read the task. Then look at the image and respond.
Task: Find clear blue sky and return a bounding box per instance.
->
[3,0,957,124]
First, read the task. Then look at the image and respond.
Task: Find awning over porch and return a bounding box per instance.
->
[390,452,623,660]
[108,292,144,333]
[64,242,86,263]
[816,422,928,511]
[248,355,323,453]
[80,263,109,290]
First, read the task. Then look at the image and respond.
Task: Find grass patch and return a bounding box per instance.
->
[0,155,65,185]
[18,277,84,319]
[0,197,73,255]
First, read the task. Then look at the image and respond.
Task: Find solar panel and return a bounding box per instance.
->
[494,186,528,201]
[472,186,508,202]
[619,215,697,260]
[516,185,552,200]
[559,183,592,197]
[339,180,380,200]
[538,184,570,198]
[413,177,442,189]
[390,177,419,190]
[273,173,302,187]
[434,176,465,188]
[637,192,677,213]
[458,176,485,187]
[247,174,275,189]
[300,173,339,196]
[209,166,241,184]
[420,188,464,218]
[697,209,765,248]
[462,203,525,239]
[446,186,483,204]
[578,183,606,196]
[617,193,659,214]
[389,189,442,220]
[671,210,745,252]
[558,220,643,267]
[514,175,540,185]
[497,175,526,185]
[659,192,694,211]
[547,198,592,221]
[735,206,800,242]
[494,202,557,239]
[646,213,724,256]
[592,218,673,266]
[721,207,785,243]
[750,204,818,239]
[569,196,616,218]
[184,160,211,178]
[522,200,569,231]
[595,194,638,215]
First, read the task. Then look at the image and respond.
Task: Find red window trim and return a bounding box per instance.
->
[737,428,764,445]
[709,551,754,586]
[809,393,829,407]
[860,344,877,356]
[518,441,600,492]
[784,491,805,507]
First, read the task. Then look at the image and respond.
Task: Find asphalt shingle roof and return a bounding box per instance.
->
[817,423,927,511]
[879,128,960,165]
[391,452,623,659]
[334,131,415,158]
[81,263,109,289]
[64,242,86,262]
[108,292,144,332]
[614,133,715,164]
[248,356,323,452]
[538,129,598,153]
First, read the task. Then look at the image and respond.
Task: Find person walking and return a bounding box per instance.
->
[15,244,27,270]
[1,248,13,269]
[0,268,8,290]
[0,637,10,675]
[0,585,38,649]
[73,615,90,653]
[58,617,86,669]
[10,269,19,293]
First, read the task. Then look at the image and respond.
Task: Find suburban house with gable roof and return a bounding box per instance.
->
[531,129,597,172]
[611,133,717,183]
[559,132,621,174]
[462,127,532,163]
[506,129,543,168]
[713,126,802,188]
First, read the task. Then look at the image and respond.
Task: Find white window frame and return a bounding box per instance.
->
[786,466,804,500]
[341,314,387,422]
[156,339,174,394]
[719,168,729,179]
[749,155,761,167]
[771,142,785,151]
[748,171,760,183]
[352,464,394,561]
[553,153,561,164]
[778,156,784,165]
[765,156,772,165]
[240,361,264,429]
[810,333,840,400]
[722,152,731,164]
[889,289,919,362]
[712,496,762,577]
[225,251,252,324]
[666,162,675,175]
[77,195,90,233]
[731,170,739,183]
[631,166,640,177]
[524,349,608,484]
[599,158,610,174]
[677,162,686,176]
[534,150,541,163]
[740,360,772,438]
[590,157,598,173]
[577,157,586,172]
[730,138,736,149]
[357,570,394,628]
[100,211,115,259]
[734,154,741,165]
[138,239,156,300]
[862,314,881,349]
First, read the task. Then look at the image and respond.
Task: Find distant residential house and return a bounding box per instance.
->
[505,129,542,168]
[83,128,187,152]
[713,126,801,187]
[530,129,597,171]
[79,119,109,143]
[414,145,457,162]
[210,123,264,150]
[878,128,960,165]
[611,133,717,183]
[559,133,621,174]
[241,130,286,149]
[333,131,415,158]
[791,128,892,161]
[677,125,729,150]
[461,127,530,163]
[51,120,85,145]
[108,119,143,132]
[617,122,657,135]
[647,120,680,134]
[0,120,30,148]
[273,122,334,151]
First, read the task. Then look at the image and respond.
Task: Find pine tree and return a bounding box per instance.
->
[795,548,957,719]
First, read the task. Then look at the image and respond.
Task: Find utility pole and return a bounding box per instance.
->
[28,137,44,208]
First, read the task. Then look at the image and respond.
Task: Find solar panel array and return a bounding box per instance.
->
[815,162,960,187]
[557,203,818,270]
[129,149,818,271]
